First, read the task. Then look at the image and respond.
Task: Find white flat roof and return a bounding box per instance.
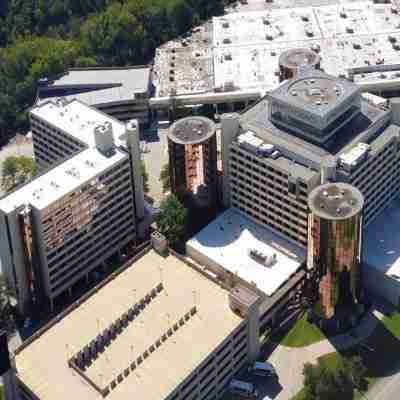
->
[213,1,400,92]
[364,199,400,278]
[0,148,126,213]
[31,99,128,148]
[38,67,150,106]
[0,99,130,213]
[186,208,306,296]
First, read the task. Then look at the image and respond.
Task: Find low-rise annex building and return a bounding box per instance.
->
[36,67,152,125]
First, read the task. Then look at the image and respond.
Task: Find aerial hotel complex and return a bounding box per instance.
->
[186,66,400,312]
[7,0,400,398]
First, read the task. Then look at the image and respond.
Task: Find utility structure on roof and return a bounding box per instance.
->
[278,48,321,82]
[307,183,364,319]
[168,116,218,208]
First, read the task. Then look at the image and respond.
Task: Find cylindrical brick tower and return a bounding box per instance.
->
[168,116,217,208]
[307,183,364,319]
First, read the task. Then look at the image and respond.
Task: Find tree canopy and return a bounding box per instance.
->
[156,194,188,246]
[0,0,225,144]
[0,274,13,332]
[160,163,171,193]
[141,160,150,194]
[1,155,37,192]
[302,355,368,400]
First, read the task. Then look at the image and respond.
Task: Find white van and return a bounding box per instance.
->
[228,379,258,398]
[248,361,277,378]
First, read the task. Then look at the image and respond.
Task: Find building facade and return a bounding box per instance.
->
[168,117,218,208]
[307,183,364,319]
[221,69,400,248]
[0,99,144,314]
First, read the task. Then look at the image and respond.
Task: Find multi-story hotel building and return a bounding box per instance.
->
[221,69,400,248]
[0,99,144,314]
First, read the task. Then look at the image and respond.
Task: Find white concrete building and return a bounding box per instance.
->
[0,99,144,314]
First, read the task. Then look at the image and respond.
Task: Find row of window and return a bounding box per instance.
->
[231,167,308,211]
[231,181,308,230]
[50,219,135,294]
[232,200,307,246]
[48,198,134,280]
[231,146,308,189]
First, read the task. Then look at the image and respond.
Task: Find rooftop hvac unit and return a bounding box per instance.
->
[248,248,277,267]
[94,123,115,156]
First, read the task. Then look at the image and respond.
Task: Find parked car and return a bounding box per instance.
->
[228,379,258,398]
[248,361,278,379]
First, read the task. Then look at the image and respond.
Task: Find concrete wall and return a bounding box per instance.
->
[0,210,31,315]
[126,120,145,221]
[221,113,240,207]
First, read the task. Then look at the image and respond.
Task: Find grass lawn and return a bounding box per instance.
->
[0,386,4,400]
[280,314,325,348]
[381,311,400,338]
[290,313,400,400]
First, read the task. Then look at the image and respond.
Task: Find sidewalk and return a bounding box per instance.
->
[268,309,384,400]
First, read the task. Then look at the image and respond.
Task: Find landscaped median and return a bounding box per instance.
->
[279,314,326,348]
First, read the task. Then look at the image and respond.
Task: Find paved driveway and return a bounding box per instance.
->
[261,309,383,400]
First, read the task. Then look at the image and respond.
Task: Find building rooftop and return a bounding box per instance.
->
[279,48,320,70]
[31,99,128,148]
[14,250,242,400]
[0,99,132,213]
[0,148,126,213]
[240,92,389,169]
[308,183,364,220]
[186,208,306,296]
[213,1,400,92]
[37,67,150,106]
[364,198,400,278]
[270,71,359,117]
[168,116,216,145]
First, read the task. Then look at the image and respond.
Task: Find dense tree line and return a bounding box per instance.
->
[0,0,226,144]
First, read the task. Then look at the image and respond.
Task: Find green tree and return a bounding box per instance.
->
[303,360,354,400]
[342,355,368,391]
[156,194,187,246]
[0,274,13,332]
[141,160,150,194]
[160,162,171,193]
[2,155,37,192]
